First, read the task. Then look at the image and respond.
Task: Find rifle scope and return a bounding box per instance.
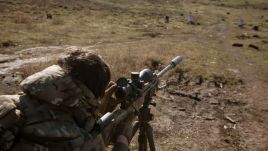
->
[115,56,183,99]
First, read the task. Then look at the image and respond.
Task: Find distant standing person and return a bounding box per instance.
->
[165,15,170,23]
[239,19,245,27]
[187,15,194,24]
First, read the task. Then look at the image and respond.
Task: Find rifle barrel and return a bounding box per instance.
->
[157,56,183,78]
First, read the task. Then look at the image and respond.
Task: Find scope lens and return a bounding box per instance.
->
[115,87,126,99]
[116,78,128,87]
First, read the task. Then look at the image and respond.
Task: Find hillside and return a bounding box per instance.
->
[0,0,268,150]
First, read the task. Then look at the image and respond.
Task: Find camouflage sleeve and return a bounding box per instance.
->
[0,95,21,151]
[99,114,135,151]
[0,119,20,151]
[112,141,129,151]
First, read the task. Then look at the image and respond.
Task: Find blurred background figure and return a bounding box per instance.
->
[165,15,170,23]
[187,15,194,24]
[239,19,245,27]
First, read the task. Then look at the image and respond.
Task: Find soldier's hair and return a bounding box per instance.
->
[58,50,111,98]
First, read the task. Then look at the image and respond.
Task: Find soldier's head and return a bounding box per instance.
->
[59,50,111,98]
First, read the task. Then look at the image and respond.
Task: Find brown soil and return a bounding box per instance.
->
[148,72,268,151]
[0,0,268,151]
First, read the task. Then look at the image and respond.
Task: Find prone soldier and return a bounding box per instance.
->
[0,50,134,151]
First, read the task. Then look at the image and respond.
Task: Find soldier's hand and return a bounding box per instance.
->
[99,81,120,114]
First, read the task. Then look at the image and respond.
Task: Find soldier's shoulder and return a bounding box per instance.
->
[19,65,83,107]
[20,65,64,93]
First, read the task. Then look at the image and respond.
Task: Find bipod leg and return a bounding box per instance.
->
[138,124,147,151]
[145,123,156,151]
[138,103,154,151]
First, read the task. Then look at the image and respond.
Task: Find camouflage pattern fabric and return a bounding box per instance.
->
[20,65,87,107]
[0,65,114,151]
[0,95,21,151]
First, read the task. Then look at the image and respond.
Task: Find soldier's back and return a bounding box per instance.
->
[1,65,106,151]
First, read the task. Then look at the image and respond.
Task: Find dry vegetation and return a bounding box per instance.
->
[1,0,267,79]
[0,0,268,151]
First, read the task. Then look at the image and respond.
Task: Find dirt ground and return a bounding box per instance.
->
[149,73,268,151]
[0,0,268,151]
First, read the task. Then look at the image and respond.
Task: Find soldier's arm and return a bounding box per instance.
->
[99,81,119,114]
[112,135,129,151]
[112,112,135,151]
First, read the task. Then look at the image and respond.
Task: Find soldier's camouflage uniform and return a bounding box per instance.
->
[0,65,115,151]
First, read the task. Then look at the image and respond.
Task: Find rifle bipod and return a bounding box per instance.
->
[132,106,156,151]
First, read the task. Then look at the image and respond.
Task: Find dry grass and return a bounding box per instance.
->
[14,11,31,24]
[17,59,57,78]
[98,42,179,80]
[1,0,268,150]
[1,0,266,83]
